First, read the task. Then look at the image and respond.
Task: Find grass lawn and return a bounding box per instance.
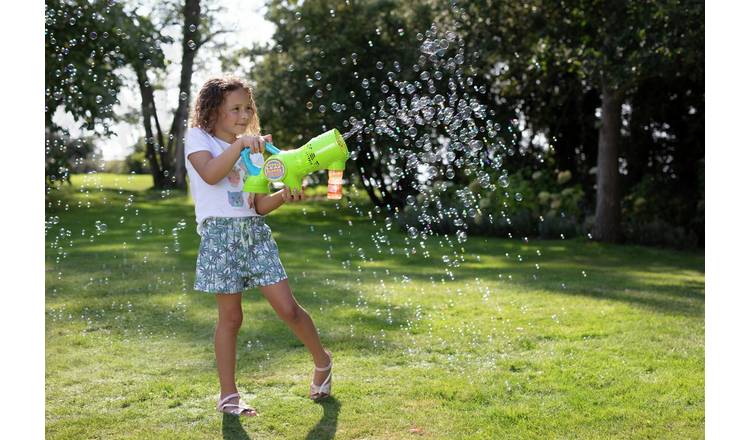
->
[45,173,704,439]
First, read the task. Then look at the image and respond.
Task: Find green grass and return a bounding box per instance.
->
[46,173,704,439]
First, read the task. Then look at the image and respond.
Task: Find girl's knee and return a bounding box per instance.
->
[217,309,243,330]
[279,303,303,323]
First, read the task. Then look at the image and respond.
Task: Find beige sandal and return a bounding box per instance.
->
[310,349,333,400]
[216,392,258,417]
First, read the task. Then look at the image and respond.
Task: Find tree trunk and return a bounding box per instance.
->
[166,0,201,190]
[355,156,384,207]
[135,67,165,188]
[593,83,624,243]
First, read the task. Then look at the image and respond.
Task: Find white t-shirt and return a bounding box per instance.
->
[184,127,266,230]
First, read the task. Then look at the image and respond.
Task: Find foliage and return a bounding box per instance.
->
[125,137,151,174]
[45,0,169,184]
[44,0,168,133]
[621,170,703,248]
[446,0,704,246]
[45,127,96,187]
[397,152,586,240]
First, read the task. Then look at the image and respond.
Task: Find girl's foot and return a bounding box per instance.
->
[310,349,333,400]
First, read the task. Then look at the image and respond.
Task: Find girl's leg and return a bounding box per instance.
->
[258,278,331,383]
[215,293,244,398]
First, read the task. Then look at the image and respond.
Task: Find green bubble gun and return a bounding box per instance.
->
[240,128,350,199]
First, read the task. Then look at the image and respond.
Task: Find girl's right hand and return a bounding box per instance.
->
[236,134,272,154]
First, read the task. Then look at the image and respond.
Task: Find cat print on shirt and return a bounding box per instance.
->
[227,165,245,207]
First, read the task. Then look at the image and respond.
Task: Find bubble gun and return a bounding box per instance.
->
[240,129,350,200]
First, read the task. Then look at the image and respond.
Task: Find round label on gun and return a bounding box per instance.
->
[263,158,286,181]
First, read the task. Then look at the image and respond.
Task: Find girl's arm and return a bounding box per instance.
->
[254,186,306,215]
[188,141,244,185]
[188,135,268,185]
[253,190,286,216]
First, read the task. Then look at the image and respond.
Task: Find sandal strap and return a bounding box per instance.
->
[217,392,240,409]
[221,403,256,416]
[314,362,332,372]
[314,352,333,371]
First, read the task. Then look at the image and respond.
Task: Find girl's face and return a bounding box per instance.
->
[214,88,254,141]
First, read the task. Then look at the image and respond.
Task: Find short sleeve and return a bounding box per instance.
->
[185,127,211,158]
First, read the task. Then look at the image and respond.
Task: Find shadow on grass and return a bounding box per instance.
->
[305,397,341,440]
[222,413,253,439]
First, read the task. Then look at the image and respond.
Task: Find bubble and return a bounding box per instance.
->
[304,34,312,43]
[408,227,419,239]
[95,95,103,104]
[89,31,97,40]
[179,91,188,101]
[189,24,197,32]
[376,61,384,69]
[514,193,523,202]
[499,175,510,188]
[318,105,326,113]
[314,71,322,80]
[95,221,108,234]
[420,40,438,55]
[306,78,314,87]
[457,230,467,243]
[469,139,482,152]
[187,40,196,50]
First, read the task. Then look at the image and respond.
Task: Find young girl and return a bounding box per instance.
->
[185,76,333,417]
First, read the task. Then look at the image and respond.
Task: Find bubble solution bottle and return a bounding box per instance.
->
[327,170,344,199]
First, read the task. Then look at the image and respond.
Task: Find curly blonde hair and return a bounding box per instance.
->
[190,76,261,135]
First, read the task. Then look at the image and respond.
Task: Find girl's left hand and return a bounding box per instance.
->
[281,185,306,202]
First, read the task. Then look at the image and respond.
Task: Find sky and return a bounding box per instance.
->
[52,0,276,160]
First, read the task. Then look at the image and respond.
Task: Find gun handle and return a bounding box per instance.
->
[240,141,282,176]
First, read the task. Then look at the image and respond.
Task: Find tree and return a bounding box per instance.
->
[133,0,231,189]
[45,0,169,185]
[452,0,704,242]
[235,0,486,209]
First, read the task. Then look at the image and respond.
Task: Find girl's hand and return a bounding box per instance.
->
[236,134,272,154]
[281,184,306,203]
